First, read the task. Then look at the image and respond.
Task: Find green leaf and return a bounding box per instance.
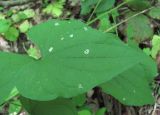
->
[11,9,35,23]
[4,27,19,41]
[100,59,156,106]
[126,13,153,42]
[151,35,160,58]
[43,0,65,17]
[20,97,77,115]
[6,10,14,17]
[96,108,107,115]
[143,48,151,56]
[18,19,155,101]
[0,20,157,106]
[9,100,22,115]
[26,45,42,60]
[80,0,97,15]
[19,20,31,33]
[98,14,112,31]
[0,19,11,33]
[23,9,35,18]
[11,13,27,23]
[78,109,92,115]
[125,0,151,11]
[80,0,115,15]
[148,7,160,19]
[96,0,115,13]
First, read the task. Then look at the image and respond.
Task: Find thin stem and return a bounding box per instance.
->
[104,7,154,33]
[10,102,22,107]
[0,0,35,8]
[87,2,127,25]
[151,103,157,115]
[87,0,102,22]
[113,17,118,36]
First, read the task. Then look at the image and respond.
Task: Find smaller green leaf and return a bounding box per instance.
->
[9,100,22,115]
[43,4,53,14]
[11,13,27,23]
[26,45,42,60]
[149,7,160,19]
[78,110,92,115]
[19,20,31,33]
[0,19,11,33]
[11,9,34,23]
[6,10,14,17]
[126,13,153,42]
[111,9,119,18]
[125,0,151,11]
[151,35,160,58]
[23,9,35,18]
[80,0,115,15]
[4,27,19,41]
[80,0,97,15]
[96,108,107,115]
[152,35,160,46]
[43,0,65,17]
[143,48,151,56]
[98,14,112,31]
[96,0,115,13]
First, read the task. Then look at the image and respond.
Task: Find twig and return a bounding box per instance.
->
[0,0,35,8]
[152,103,157,115]
[87,0,102,22]
[104,7,154,33]
[87,2,127,25]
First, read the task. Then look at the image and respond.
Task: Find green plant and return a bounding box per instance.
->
[11,9,35,23]
[125,12,153,42]
[0,19,19,41]
[80,0,115,15]
[0,19,157,114]
[143,35,160,58]
[0,0,159,114]
[0,9,34,42]
[43,0,65,18]
[125,0,151,10]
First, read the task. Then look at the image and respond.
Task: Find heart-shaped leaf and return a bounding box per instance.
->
[0,20,157,106]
